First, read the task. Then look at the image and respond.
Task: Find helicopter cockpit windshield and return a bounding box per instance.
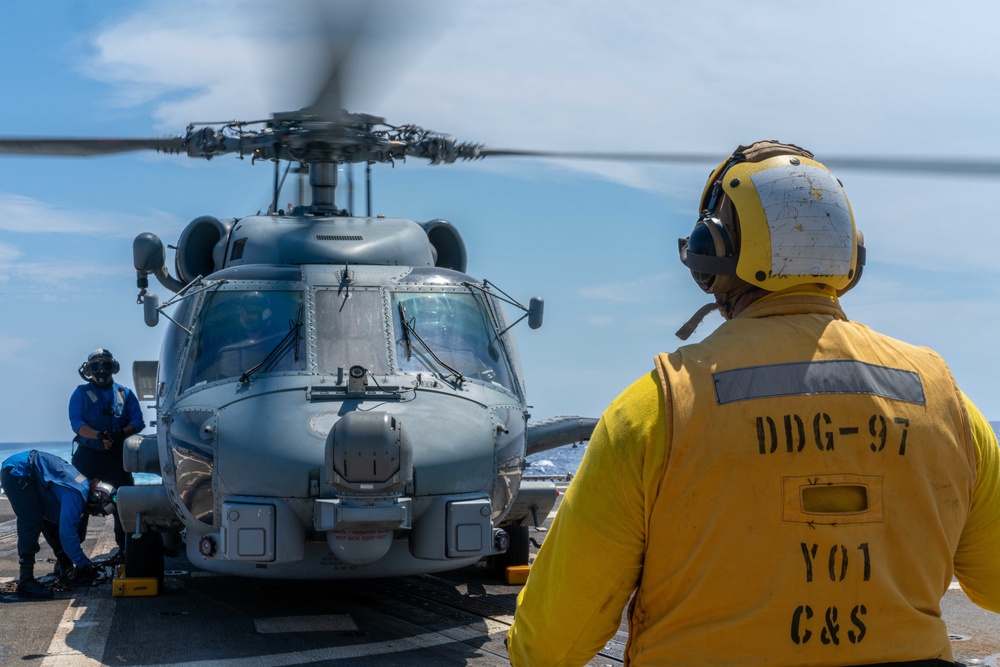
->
[182,290,306,389]
[391,291,514,390]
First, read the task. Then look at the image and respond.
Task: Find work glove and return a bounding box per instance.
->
[65,562,100,587]
[100,431,126,449]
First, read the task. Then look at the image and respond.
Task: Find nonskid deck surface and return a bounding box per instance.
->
[0,487,624,666]
[0,492,995,666]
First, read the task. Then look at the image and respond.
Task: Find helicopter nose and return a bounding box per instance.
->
[315,411,413,565]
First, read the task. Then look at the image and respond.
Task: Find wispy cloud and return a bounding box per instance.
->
[82,0,423,131]
[580,272,682,303]
[0,193,179,236]
[0,253,124,298]
[0,331,31,363]
[0,241,22,264]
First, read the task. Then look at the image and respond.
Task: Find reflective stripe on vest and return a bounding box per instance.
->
[713,360,926,405]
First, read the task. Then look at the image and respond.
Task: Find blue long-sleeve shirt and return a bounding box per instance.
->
[69,381,144,451]
[2,450,91,567]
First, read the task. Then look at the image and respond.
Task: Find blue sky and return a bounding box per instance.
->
[1,1,998,442]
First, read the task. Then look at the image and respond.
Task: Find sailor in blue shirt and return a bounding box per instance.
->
[68,348,144,552]
[0,450,116,599]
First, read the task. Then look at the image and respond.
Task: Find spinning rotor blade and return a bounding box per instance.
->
[479,148,720,164]
[820,156,1000,176]
[2,133,999,180]
[298,3,373,121]
[0,137,186,157]
[479,148,1000,177]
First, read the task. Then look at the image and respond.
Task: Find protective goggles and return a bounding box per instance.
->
[88,360,115,373]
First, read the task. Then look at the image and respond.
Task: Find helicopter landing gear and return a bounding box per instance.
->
[124,530,165,591]
[492,523,530,576]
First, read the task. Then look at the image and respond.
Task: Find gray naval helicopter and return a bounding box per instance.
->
[0,98,613,582]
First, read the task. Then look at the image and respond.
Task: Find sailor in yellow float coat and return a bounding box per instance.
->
[506,142,1000,667]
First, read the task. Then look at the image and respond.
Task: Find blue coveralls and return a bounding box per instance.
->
[68,381,144,548]
[0,450,92,568]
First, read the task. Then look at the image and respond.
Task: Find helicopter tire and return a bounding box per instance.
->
[124,530,165,591]
[493,523,530,575]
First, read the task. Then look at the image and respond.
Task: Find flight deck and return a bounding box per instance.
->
[1,486,996,666]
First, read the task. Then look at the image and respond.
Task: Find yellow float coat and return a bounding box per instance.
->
[507,293,1000,666]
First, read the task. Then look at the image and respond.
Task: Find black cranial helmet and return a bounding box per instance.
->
[85,348,119,388]
[86,481,117,517]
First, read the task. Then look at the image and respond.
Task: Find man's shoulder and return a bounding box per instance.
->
[604,370,663,427]
[847,319,948,363]
[113,381,137,395]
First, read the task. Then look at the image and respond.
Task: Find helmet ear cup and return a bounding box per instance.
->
[837,230,866,297]
[681,216,738,293]
[79,363,93,381]
[691,216,733,258]
[111,358,120,374]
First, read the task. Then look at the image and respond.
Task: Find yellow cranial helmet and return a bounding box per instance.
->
[679,140,865,297]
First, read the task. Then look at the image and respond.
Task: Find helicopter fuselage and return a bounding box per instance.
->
[118,213,543,579]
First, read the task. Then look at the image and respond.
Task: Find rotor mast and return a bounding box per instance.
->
[310,160,338,213]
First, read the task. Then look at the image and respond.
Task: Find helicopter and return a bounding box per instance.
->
[3,6,1000,585]
[0,18,626,579]
[0,106,617,580]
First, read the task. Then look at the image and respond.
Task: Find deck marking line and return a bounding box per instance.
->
[254,615,358,633]
[41,517,117,667]
[484,617,514,635]
[142,630,463,667]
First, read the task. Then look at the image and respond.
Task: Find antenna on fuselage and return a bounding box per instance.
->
[366,162,372,217]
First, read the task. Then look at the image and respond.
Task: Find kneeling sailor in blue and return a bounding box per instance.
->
[0,450,116,599]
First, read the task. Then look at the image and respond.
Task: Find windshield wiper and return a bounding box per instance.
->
[398,302,412,361]
[397,303,464,385]
[291,302,303,362]
[239,305,304,384]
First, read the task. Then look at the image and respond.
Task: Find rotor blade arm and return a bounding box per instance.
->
[478,147,1000,176]
[0,137,186,157]
[526,416,598,457]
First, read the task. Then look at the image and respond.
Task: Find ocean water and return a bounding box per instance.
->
[0,441,161,492]
[524,442,589,478]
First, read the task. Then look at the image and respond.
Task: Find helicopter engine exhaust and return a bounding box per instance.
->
[316,411,414,566]
[175,215,234,284]
[419,218,467,273]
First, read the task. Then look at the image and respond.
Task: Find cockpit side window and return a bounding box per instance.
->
[391,291,514,391]
[180,290,305,390]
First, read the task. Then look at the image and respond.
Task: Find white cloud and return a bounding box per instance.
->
[0,254,126,300]
[0,193,179,237]
[0,331,30,363]
[82,0,427,131]
[0,241,22,264]
[580,272,681,303]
